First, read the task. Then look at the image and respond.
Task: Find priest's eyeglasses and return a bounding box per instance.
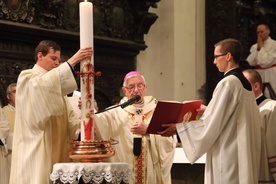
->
[124,84,145,92]
[214,53,227,60]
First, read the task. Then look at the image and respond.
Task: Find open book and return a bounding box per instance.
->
[146,99,202,134]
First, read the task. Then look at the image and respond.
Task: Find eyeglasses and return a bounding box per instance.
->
[214,53,228,60]
[124,84,145,92]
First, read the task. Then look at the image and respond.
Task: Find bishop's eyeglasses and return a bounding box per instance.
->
[124,83,145,92]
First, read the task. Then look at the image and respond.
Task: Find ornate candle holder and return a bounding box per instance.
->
[68,139,117,162]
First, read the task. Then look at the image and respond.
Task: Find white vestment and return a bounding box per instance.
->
[10,63,80,184]
[0,108,10,184]
[2,104,15,184]
[177,74,261,184]
[94,96,177,184]
[258,98,276,183]
[246,37,276,95]
[3,104,15,133]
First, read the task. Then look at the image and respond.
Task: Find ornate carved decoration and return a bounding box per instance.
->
[0,0,160,42]
[62,0,81,32]
[38,0,64,29]
[0,0,35,23]
[105,1,135,39]
[0,60,32,106]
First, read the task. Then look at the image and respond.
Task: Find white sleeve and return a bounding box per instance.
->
[257,42,276,67]
[246,44,258,66]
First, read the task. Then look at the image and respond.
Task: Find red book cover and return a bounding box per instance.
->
[146,99,202,134]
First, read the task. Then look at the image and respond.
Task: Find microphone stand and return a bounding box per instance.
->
[96,95,140,114]
[95,103,123,114]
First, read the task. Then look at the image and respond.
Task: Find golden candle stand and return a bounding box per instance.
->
[68,139,118,162]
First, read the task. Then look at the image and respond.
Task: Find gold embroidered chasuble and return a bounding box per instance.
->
[94,96,177,184]
[125,102,154,184]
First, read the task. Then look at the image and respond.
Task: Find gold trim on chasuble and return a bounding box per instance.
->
[129,109,150,184]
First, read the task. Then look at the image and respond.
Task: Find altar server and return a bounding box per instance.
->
[160,38,261,184]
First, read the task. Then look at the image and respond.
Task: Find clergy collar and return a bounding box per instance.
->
[256,94,267,105]
[224,67,238,76]
[223,68,252,91]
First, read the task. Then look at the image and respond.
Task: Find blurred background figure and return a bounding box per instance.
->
[3,83,16,133]
[246,24,276,99]
[1,83,17,184]
[0,107,10,184]
[243,69,276,183]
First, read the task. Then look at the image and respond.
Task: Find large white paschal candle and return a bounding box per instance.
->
[79,0,94,141]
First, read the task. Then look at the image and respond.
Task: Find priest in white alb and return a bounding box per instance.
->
[9,40,93,184]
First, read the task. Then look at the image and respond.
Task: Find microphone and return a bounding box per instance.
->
[120,95,141,108]
[95,95,141,114]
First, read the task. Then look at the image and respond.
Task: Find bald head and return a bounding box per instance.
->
[257,24,270,41]
[243,69,263,97]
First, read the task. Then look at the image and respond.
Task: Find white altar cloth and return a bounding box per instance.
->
[50,162,132,184]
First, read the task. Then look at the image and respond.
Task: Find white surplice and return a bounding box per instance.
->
[246,37,276,95]
[0,108,10,143]
[0,108,10,184]
[2,104,15,184]
[176,74,261,184]
[258,99,276,183]
[3,104,15,133]
[10,63,80,184]
[94,96,177,184]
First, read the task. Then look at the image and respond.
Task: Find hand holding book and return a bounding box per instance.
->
[196,104,207,115]
[146,99,203,134]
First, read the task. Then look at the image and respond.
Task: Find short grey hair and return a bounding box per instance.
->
[123,71,147,87]
[6,83,17,94]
